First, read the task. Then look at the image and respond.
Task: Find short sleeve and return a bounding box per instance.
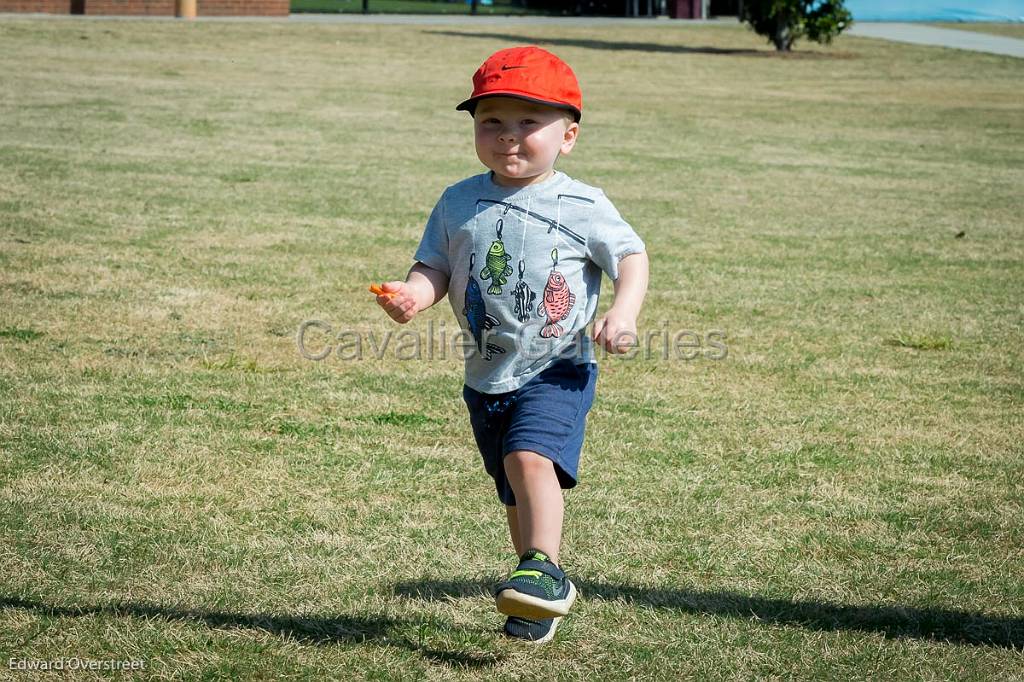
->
[413,189,451,276]
[586,192,646,281]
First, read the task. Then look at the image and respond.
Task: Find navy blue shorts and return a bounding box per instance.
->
[462,358,599,506]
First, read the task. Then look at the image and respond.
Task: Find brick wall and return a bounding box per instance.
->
[0,0,289,14]
[0,0,72,12]
[200,0,288,15]
[85,0,174,14]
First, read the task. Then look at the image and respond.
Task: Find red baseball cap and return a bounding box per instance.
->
[456,46,582,122]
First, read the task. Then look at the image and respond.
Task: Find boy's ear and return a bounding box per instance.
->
[561,121,580,155]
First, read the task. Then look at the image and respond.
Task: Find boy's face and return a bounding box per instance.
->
[473,97,579,188]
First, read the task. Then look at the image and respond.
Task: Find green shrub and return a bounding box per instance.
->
[739,0,853,51]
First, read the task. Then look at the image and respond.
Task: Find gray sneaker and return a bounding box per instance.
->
[494,549,578,619]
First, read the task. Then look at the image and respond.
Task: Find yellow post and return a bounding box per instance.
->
[176,0,197,19]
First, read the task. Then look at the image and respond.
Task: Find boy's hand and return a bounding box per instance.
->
[376,280,418,324]
[593,307,639,354]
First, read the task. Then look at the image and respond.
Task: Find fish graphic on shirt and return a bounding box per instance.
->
[480,240,513,295]
[463,275,505,360]
[512,258,536,324]
[537,271,575,338]
[513,278,537,323]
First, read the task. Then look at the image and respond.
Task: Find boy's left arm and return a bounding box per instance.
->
[593,251,649,354]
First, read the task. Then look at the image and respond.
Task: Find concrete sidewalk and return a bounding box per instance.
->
[848,22,1024,58]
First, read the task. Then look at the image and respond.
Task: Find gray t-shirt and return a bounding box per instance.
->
[414,170,645,394]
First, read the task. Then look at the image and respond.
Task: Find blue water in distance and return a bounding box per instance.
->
[846,0,1024,22]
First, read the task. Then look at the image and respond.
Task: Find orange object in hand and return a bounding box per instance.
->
[369,283,395,299]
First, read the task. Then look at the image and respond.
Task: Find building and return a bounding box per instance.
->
[0,0,288,15]
[665,0,1024,21]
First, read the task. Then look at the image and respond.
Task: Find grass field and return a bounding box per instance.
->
[1,15,1022,679]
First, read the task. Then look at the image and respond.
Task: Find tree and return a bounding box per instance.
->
[739,0,852,52]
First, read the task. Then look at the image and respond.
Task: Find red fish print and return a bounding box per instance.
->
[538,271,576,338]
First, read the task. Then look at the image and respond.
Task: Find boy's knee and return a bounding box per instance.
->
[504,450,554,479]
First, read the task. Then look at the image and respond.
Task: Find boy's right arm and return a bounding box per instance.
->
[376,262,450,324]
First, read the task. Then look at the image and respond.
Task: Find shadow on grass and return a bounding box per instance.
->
[0,596,500,669]
[425,30,857,58]
[394,578,1024,649]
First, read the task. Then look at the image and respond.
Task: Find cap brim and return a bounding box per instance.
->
[456,92,581,122]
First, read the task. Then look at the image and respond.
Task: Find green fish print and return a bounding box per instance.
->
[480,240,513,295]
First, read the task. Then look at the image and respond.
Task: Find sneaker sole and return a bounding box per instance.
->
[531,616,562,645]
[503,616,563,645]
[496,579,577,619]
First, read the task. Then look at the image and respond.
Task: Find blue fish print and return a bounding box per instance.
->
[463,274,505,361]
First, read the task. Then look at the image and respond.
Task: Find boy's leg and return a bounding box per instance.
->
[495,448,576,620]
[505,505,523,557]
[502,501,564,644]
[503,450,564,564]
[492,360,596,621]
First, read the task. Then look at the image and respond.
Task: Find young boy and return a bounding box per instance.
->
[375,46,649,643]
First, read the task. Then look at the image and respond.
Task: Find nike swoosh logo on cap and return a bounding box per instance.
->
[500,65,526,70]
